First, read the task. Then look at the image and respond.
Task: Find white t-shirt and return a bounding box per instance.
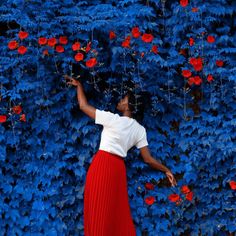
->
[95,108,148,158]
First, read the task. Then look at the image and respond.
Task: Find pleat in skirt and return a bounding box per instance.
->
[83,149,136,236]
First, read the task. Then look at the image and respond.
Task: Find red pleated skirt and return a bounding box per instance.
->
[83,149,136,236]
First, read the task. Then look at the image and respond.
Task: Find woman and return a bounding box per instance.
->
[64,75,177,236]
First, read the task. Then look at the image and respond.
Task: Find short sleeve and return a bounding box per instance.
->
[135,127,148,149]
[95,109,117,127]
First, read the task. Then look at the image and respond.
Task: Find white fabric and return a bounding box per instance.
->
[95,109,148,158]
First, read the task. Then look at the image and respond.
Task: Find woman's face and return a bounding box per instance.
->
[116,94,129,112]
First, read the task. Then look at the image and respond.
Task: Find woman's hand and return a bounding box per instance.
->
[165,170,177,187]
[64,74,82,87]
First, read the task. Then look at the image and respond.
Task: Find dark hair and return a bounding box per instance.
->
[125,90,151,123]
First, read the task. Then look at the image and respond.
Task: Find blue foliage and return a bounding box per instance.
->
[0,0,235,235]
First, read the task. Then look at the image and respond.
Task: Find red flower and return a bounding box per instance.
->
[18,46,27,55]
[229,180,236,190]
[188,76,202,86]
[144,196,155,205]
[59,36,68,45]
[216,60,224,67]
[122,39,130,48]
[181,185,190,194]
[8,40,18,50]
[86,42,92,53]
[18,31,29,40]
[131,27,141,38]
[47,37,57,47]
[192,7,198,12]
[207,35,215,43]
[145,182,155,190]
[189,57,203,71]
[207,74,214,82]
[12,105,22,114]
[141,33,154,43]
[189,37,194,46]
[0,115,7,123]
[43,49,49,56]
[20,114,26,122]
[74,52,84,61]
[180,0,188,7]
[55,45,64,53]
[182,70,192,78]
[109,31,116,40]
[168,193,181,202]
[185,191,193,201]
[38,37,47,45]
[193,76,202,85]
[72,42,81,51]
[86,58,97,68]
[152,45,158,54]
[188,77,195,86]
[141,52,145,57]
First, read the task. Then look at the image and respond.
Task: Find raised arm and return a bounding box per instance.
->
[139,146,177,187]
[64,75,96,120]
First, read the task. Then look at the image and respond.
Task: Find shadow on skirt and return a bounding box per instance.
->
[84,149,136,236]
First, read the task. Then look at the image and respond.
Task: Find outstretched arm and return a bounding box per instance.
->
[64,75,96,120]
[139,146,177,187]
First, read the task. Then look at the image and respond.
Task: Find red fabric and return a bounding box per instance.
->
[84,149,136,236]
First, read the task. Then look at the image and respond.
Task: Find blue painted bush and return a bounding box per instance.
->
[0,0,235,235]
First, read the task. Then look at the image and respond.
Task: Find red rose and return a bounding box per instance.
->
[216,60,224,67]
[86,58,97,68]
[131,27,141,38]
[18,31,29,40]
[182,70,192,78]
[180,0,188,7]
[86,42,92,53]
[74,52,84,61]
[122,39,130,48]
[47,37,57,47]
[181,185,190,194]
[229,180,236,190]
[151,45,158,54]
[20,114,26,122]
[0,115,7,123]
[144,196,155,205]
[8,40,18,50]
[189,57,203,71]
[185,191,193,201]
[207,74,214,82]
[55,45,64,53]
[207,35,215,43]
[109,31,116,40]
[168,193,181,202]
[72,42,81,51]
[188,76,202,86]
[12,105,22,114]
[189,37,194,46]
[145,182,155,190]
[18,46,27,55]
[141,33,154,43]
[38,37,47,45]
[193,75,202,85]
[59,36,68,45]
[188,77,195,86]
